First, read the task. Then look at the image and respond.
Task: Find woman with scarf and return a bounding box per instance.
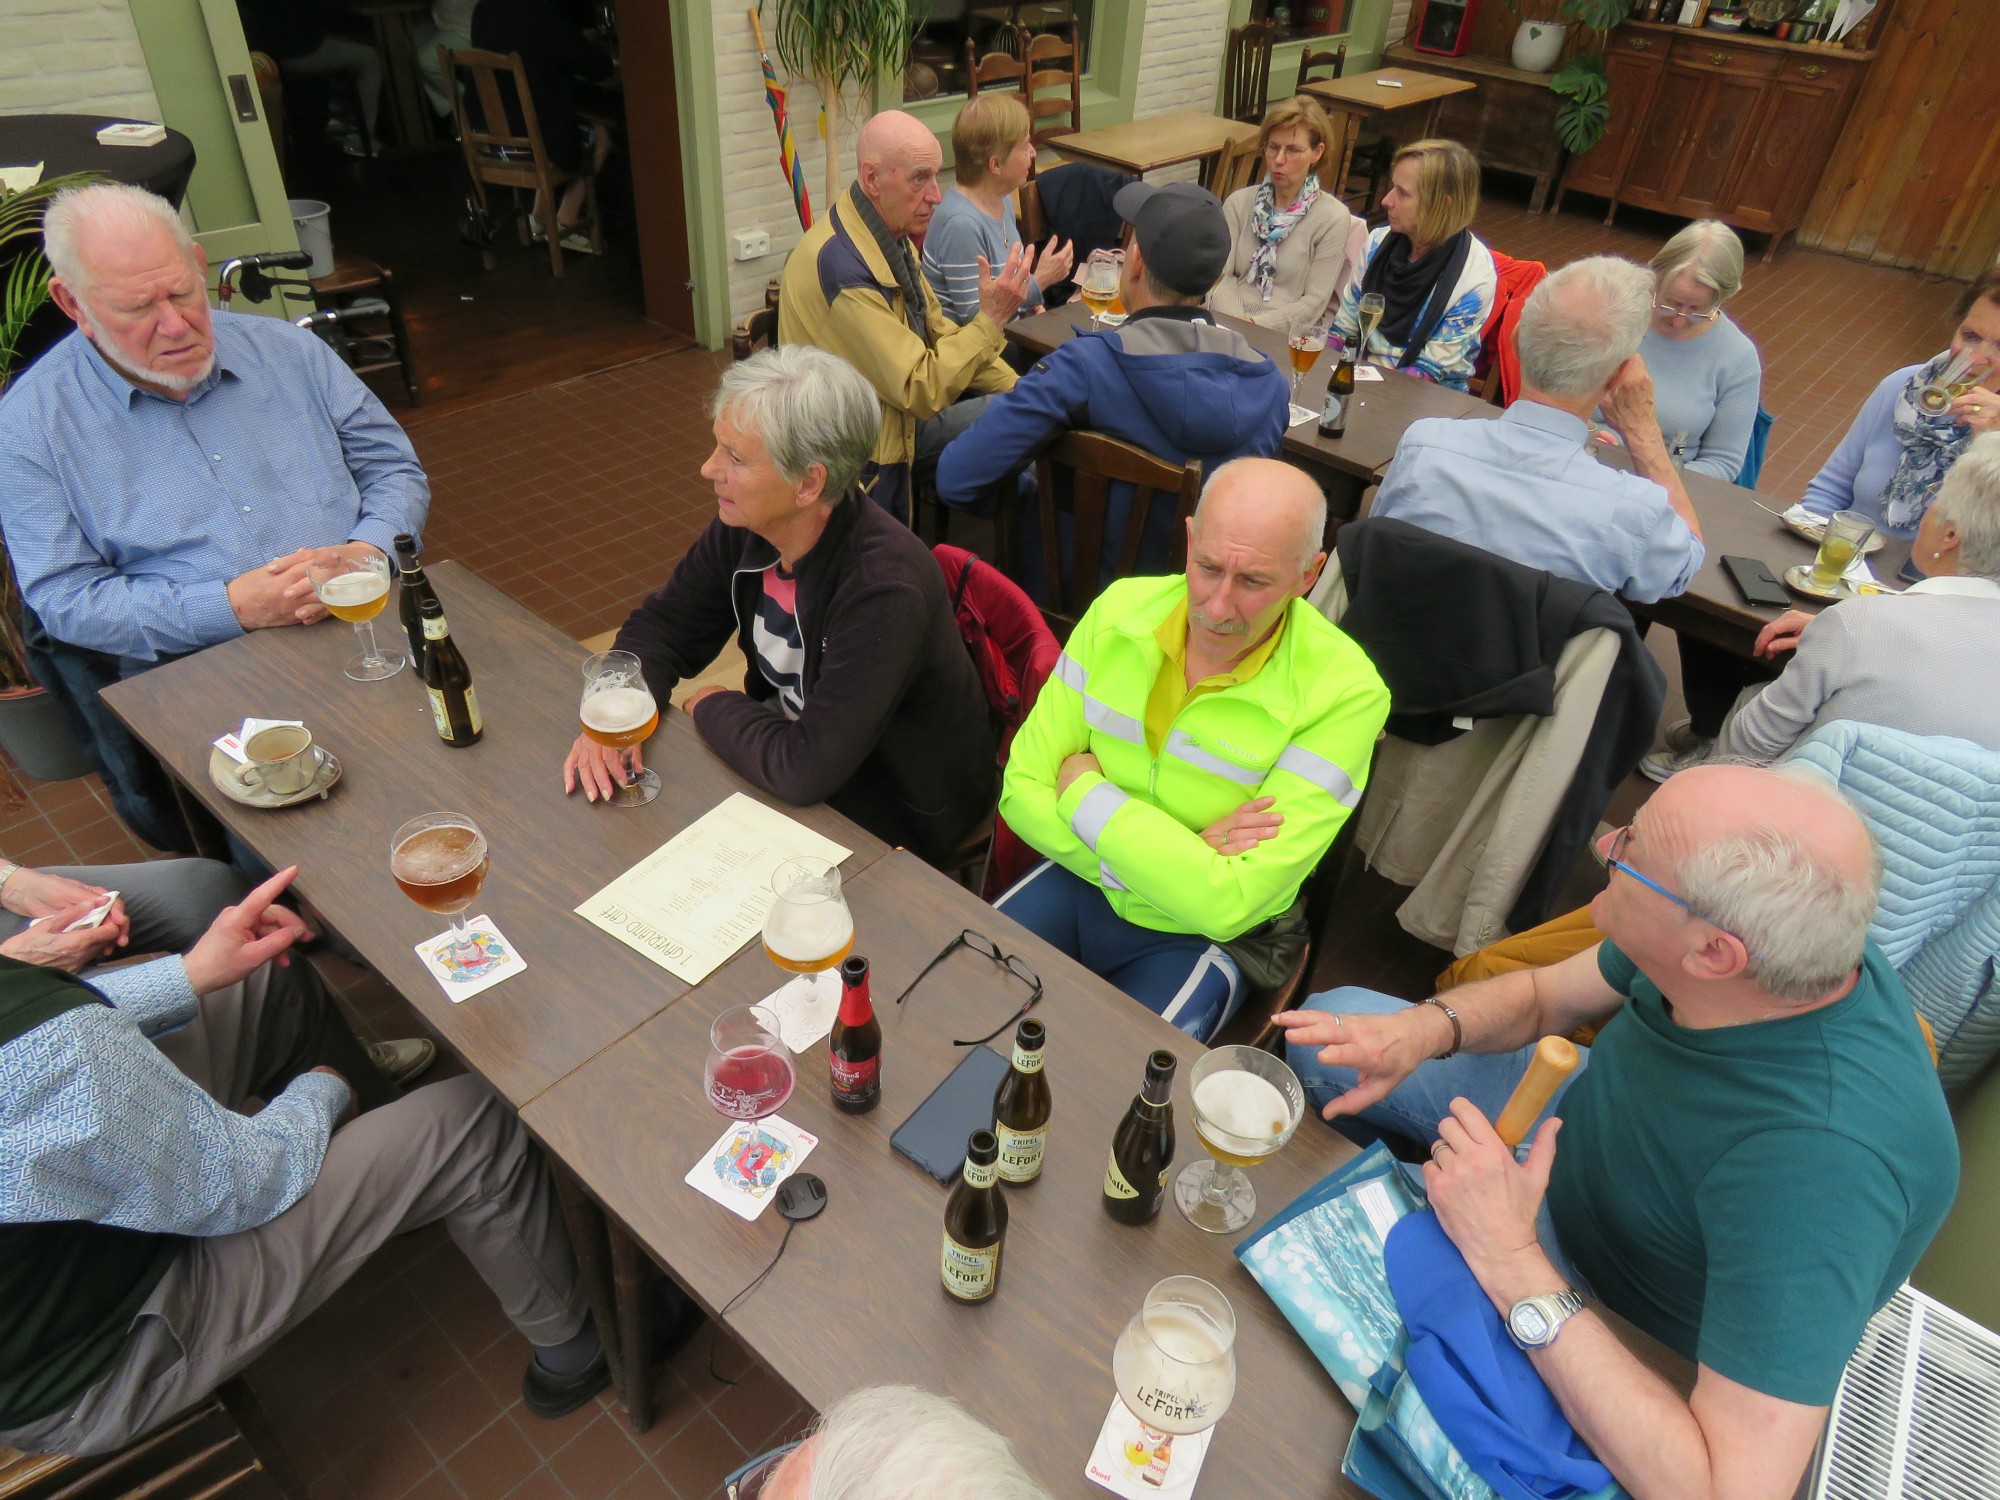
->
[1643,270,2000,782]
[1207,94,1354,332]
[1330,138,1496,389]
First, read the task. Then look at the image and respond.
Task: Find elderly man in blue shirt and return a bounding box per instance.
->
[0,183,429,847]
[1369,255,1704,606]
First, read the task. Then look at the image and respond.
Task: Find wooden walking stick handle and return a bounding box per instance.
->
[1493,1037,1579,1148]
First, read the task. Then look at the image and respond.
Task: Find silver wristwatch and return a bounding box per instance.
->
[1506,1288,1585,1350]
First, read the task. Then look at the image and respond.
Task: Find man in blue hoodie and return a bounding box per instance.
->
[936,181,1289,574]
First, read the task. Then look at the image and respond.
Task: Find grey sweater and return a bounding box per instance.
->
[1641,314,1763,481]
[1720,576,2000,763]
[1207,186,1354,333]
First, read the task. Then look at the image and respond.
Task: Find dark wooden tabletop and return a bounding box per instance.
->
[99,561,890,1106]
[524,850,1374,1499]
[1005,301,1490,483]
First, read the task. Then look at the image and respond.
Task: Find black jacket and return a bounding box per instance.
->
[1334,518,1666,929]
[616,498,996,865]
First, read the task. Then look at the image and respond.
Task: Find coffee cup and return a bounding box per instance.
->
[241,724,318,796]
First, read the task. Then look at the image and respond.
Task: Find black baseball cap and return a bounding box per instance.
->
[1111,180,1230,298]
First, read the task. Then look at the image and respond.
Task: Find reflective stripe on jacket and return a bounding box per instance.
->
[999,575,1389,940]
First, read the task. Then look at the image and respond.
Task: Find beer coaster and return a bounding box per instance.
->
[1286,403,1318,429]
[1352,364,1384,381]
[414,915,526,1001]
[1085,1398,1211,1499]
[686,1114,819,1221]
[761,969,842,1053]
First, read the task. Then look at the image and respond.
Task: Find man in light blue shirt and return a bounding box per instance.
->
[1371,256,1704,606]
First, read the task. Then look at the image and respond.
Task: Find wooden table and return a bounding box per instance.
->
[524,850,1372,1496]
[1043,111,1256,177]
[1300,67,1479,209]
[98,560,890,1107]
[1005,301,1492,518]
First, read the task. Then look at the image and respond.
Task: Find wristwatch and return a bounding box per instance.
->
[1506,1288,1585,1350]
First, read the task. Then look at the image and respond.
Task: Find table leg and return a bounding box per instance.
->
[1331,108,1361,203]
[610,1219,656,1433]
[169,777,231,863]
[1421,100,1445,138]
[551,1167,636,1423]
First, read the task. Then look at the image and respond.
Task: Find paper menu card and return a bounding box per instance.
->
[574,793,849,984]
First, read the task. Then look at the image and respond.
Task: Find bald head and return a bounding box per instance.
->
[1182,460,1327,657]
[1194,459,1328,572]
[855,111,944,238]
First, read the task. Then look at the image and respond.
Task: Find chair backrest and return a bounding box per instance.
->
[1221,22,1278,125]
[934,543,1061,757]
[1024,26,1083,144]
[1016,177,1048,247]
[1736,405,1775,488]
[1209,129,1262,200]
[1468,252,1547,406]
[1296,40,1347,93]
[963,22,1030,98]
[731,277,781,362]
[443,46,556,195]
[1033,431,1203,635]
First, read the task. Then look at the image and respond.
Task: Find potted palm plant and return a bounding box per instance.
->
[768,0,927,208]
[1,172,98,783]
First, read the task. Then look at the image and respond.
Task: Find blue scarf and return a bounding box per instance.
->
[1884,351,1976,530]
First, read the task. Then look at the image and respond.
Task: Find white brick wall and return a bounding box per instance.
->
[1134,0,1231,121]
[0,0,161,123]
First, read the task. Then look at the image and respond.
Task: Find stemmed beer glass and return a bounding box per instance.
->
[1286,324,1327,401]
[761,858,854,977]
[389,811,492,975]
[579,650,662,807]
[309,551,404,682]
[1111,1276,1238,1465]
[1079,251,1122,331]
[1175,1046,1305,1233]
[703,1005,797,1122]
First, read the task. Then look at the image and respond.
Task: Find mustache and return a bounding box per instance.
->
[1190,608,1246,635]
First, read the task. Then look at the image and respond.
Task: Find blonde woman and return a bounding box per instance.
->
[1330,138,1495,389]
[1207,94,1354,332]
[1642,220,1763,479]
[922,93,1073,325]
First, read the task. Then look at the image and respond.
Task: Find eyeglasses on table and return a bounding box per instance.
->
[891,927,1044,1047]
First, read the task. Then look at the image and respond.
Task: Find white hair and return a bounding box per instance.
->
[807,1386,1051,1500]
[1514,255,1655,399]
[1651,219,1745,306]
[1673,764,1881,1002]
[1927,431,2000,578]
[1197,458,1327,570]
[711,345,882,501]
[42,182,196,295]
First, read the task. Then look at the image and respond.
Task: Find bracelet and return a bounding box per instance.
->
[1419,996,1461,1059]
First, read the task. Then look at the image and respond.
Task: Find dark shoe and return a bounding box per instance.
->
[520,1282,707,1420]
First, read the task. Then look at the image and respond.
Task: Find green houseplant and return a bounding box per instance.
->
[1547,0,1640,156]
[1,172,99,783]
[768,0,927,208]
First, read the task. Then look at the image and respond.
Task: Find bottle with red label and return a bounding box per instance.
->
[828,954,881,1113]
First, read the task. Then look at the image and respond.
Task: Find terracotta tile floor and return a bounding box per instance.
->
[0,189,1976,1498]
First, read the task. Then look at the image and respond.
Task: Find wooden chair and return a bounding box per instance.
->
[0,1383,298,1500]
[962,22,1030,99]
[730,276,781,361]
[1016,177,1048,247]
[1295,39,1347,92]
[442,45,601,278]
[249,51,285,177]
[1032,432,1202,637]
[1220,21,1277,125]
[298,250,420,405]
[1024,26,1083,148]
[1208,128,1263,200]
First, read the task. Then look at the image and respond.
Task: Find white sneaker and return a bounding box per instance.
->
[1660,717,1704,754]
[1640,736,1716,784]
[366,1038,437,1086]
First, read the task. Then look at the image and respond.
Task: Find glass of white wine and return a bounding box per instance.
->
[309,551,404,682]
[1174,1045,1304,1233]
[1356,291,1386,365]
[1111,1275,1238,1446]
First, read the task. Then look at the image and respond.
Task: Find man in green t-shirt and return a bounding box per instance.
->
[1277,763,1957,1500]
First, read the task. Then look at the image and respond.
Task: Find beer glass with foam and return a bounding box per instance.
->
[1174,1045,1304,1233]
[390,812,492,974]
[579,650,662,807]
[309,551,405,682]
[761,858,853,975]
[1112,1276,1238,1450]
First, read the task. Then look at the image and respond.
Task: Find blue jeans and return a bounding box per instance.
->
[1288,986,1593,1285]
[997,861,1242,1041]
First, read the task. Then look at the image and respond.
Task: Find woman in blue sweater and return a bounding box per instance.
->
[1641,220,1763,481]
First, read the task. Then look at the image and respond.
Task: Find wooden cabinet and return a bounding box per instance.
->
[1556,21,1874,259]
[1382,45,1567,212]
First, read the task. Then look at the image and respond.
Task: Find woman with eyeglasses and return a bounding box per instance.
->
[1639,220,1763,480]
[1206,94,1355,333]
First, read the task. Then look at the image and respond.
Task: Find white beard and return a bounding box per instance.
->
[83,317,214,393]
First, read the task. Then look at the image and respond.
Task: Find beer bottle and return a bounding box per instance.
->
[1103,1050,1177,1224]
[418,597,483,747]
[941,1129,1007,1303]
[828,954,882,1114]
[393,534,441,671]
[992,1018,1050,1185]
[1318,349,1354,440]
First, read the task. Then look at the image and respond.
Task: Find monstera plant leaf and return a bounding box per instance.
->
[1550,53,1613,154]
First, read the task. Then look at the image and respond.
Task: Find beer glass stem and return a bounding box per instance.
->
[1202,1160,1241,1209]
[447,911,481,968]
[356,618,385,669]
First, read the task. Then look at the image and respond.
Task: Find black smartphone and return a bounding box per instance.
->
[890,1046,1008,1185]
[1721,554,1791,609]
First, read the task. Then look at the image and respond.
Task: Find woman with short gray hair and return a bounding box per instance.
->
[1713,430,2000,765]
[561,346,996,864]
[1641,220,1764,481]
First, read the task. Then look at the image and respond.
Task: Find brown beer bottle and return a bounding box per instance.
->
[393,534,441,670]
[418,597,482,747]
[992,1019,1050,1185]
[1318,350,1355,440]
[1103,1050,1177,1224]
[941,1129,1007,1302]
[828,955,881,1113]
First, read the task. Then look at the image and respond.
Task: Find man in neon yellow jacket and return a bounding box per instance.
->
[997,459,1390,1039]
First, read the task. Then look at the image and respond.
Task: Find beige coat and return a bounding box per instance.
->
[1207,187,1354,333]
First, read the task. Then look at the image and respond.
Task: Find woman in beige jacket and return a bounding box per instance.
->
[1207,94,1355,334]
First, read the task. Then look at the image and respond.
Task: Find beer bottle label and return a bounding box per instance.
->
[423,615,452,640]
[941,1233,1000,1301]
[1320,393,1344,428]
[1104,1153,1139,1200]
[462,685,483,734]
[1009,1040,1044,1074]
[427,686,450,739]
[995,1123,1045,1182]
[828,1052,878,1099]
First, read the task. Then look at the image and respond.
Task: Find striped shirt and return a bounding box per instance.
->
[920,188,1043,327]
[752,564,807,719]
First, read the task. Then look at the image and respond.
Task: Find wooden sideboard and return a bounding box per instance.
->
[1384,43,1566,213]
[1556,20,1875,259]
